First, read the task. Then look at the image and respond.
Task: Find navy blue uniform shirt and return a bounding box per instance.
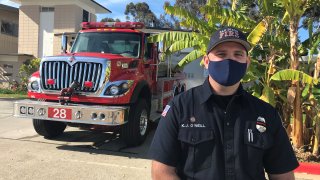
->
[149,78,299,180]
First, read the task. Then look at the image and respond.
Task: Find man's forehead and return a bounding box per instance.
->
[211,41,247,52]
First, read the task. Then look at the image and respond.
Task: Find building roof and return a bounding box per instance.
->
[10,0,111,14]
[0,4,19,12]
[91,0,111,13]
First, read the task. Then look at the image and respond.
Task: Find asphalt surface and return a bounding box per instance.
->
[0,98,319,180]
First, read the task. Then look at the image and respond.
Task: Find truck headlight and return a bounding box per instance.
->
[28,77,40,91]
[30,81,39,90]
[110,85,119,95]
[104,80,133,96]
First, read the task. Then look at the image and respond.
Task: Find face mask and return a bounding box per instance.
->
[208,59,247,86]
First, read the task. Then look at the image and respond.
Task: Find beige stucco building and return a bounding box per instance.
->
[12,0,110,57]
[0,4,18,54]
[0,4,33,85]
[0,0,110,85]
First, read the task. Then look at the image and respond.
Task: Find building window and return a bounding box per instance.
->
[41,7,55,12]
[83,10,89,22]
[0,21,18,37]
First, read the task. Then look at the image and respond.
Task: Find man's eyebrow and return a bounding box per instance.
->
[235,50,245,54]
[214,50,226,53]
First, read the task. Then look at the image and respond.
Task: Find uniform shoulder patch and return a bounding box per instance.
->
[161,105,171,117]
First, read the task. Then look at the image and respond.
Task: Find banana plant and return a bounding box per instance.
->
[148,0,269,69]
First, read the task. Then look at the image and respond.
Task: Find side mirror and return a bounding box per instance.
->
[61,33,68,53]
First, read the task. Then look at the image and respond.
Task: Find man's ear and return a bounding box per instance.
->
[246,56,251,69]
[204,55,209,69]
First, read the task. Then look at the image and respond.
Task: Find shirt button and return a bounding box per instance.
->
[226,122,230,126]
[226,168,234,174]
[191,137,196,142]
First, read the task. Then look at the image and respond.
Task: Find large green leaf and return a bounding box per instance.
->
[247,19,269,47]
[309,35,320,62]
[177,49,204,67]
[270,69,318,85]
[281,11,290,24]
[260,86,276,107]
[302,84,310,98]
[148,31,194,43]
[169,40,199,52]
[280,0,307,17]
[200,5,255,31]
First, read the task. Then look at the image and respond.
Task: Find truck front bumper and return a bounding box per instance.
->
[13,100,129,126]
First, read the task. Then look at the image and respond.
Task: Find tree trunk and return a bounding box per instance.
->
[313,114,320,155]
[303,110,313,145]
[289,16,304,148]
[312,54,320,155]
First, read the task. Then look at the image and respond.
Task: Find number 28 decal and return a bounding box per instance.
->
[48,107,72,120]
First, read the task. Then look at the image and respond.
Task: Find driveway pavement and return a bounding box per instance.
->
[0,98,319,180]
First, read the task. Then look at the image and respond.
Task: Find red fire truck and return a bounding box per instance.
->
[13,22,186,146]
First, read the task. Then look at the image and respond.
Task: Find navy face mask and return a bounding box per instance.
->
[208,59,247,86]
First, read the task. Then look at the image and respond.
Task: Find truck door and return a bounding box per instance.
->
[143,35,157,93]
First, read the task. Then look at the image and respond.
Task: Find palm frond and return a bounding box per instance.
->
[169,40,200,52]
[148,31,194,43]
[247,18,269,47]
[200,5,255,31]
[177,49,204,67]
[270,69,318,85]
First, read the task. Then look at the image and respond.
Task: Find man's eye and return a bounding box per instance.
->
[217,53,225,56]
[235,53,243,56]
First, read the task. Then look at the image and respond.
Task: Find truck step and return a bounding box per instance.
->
[149,112,161,122]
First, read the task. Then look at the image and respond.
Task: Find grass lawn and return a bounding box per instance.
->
[0,88,28,99]
[0,93,28,99]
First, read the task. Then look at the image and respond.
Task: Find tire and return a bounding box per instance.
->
[33,119,66,139]
[121,98,150,146]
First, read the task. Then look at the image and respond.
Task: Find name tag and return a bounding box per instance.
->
[181,123,206,128]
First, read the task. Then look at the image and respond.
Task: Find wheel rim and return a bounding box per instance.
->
[139,109,148,136]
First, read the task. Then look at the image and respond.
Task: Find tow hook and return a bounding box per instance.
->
[58,81,80,105]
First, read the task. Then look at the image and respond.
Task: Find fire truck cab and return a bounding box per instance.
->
[13,22,186,146]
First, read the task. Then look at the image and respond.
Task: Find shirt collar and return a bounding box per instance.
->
[199,78,245,104]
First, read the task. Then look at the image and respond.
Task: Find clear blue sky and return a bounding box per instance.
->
[0,0,308,41]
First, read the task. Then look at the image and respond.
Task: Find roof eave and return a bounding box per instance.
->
[91,0,111,14]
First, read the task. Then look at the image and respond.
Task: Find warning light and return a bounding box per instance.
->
[84,81,93,88]
[47,79,55,85]
[81,22,145,30]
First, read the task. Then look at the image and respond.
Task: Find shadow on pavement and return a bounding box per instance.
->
[55,128,156,160]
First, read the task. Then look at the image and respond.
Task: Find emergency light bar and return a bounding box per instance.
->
[81,22,145,30]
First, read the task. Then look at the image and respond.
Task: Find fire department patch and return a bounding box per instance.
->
[162,105,171,117]
[256,116,267,133]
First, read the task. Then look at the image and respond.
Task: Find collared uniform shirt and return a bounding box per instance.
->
[149,78,299,180]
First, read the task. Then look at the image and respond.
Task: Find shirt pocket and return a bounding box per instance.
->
[178,128,214,172]
[244,121,274,150]
[244,121,274,178]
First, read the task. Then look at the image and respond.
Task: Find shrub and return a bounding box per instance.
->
[19,58,41,88]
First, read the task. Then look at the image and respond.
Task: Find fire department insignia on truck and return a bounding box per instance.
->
[68,55,75,62]
[256,116,266,133]
[162,105,171,117]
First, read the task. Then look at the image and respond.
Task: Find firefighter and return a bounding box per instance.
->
[149,27,299,180]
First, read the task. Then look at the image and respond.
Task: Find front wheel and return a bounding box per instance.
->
[33,119,66,139]
[121,99,150,146]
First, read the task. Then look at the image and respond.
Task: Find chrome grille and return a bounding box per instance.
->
[41,61,103,92]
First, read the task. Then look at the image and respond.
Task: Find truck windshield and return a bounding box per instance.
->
[71,32,141,58]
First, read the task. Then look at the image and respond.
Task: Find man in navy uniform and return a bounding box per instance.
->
[149,27,299,180]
